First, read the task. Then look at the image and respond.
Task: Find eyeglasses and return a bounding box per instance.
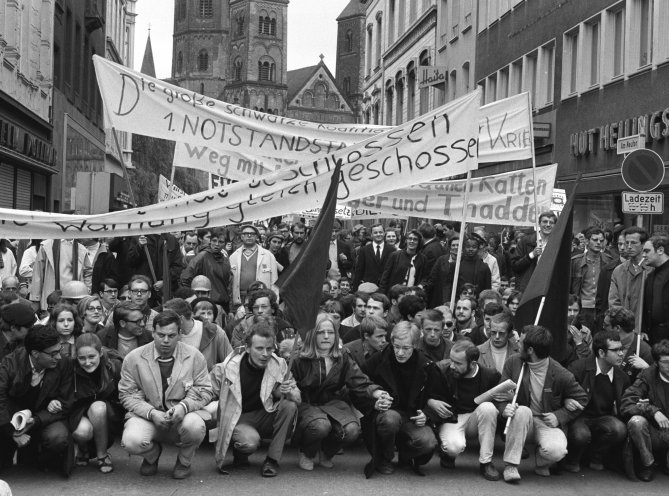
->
[130,289,149,295]
[125,317,146,325]
[102,289,118,295]
[241,232,256,237]
[607,347,624,354]
[86,306,103,312]
[118,296,131,301]
[41,345,63,358]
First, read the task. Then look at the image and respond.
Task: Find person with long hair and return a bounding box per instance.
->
[69,333,123,473]
[291,314,388,470]
[506,290,522,316]
[77,295,106,334]
[49,303,83,358]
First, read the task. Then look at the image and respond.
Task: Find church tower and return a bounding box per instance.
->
[223,0,288,114]
[171,0,230,98]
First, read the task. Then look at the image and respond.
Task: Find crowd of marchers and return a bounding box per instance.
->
[0,214,668,488]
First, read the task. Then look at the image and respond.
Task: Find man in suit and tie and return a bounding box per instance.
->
[353,224,396,290]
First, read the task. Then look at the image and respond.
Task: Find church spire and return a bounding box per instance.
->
[140,30,156,77]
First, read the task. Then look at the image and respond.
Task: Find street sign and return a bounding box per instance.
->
[620,148,666,192]
[616,134,645,155]
[621,191,664,214]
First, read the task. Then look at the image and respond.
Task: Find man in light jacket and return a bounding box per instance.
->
[210,318,300,477]
[118,310,213,480]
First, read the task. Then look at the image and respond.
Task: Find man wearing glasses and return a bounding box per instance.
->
[511,211,557,292]
[98,301,153,358]
[128,275,159,332]
[362,321,437,475]
[98,278,119,327]
[229,224,278,308]
[564,330,629,474]
[0,325,74,475]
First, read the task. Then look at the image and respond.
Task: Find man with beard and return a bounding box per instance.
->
[354,224,396,290]
[345,316,389,368]
[98,301,153,358]
[119,310,213,479]
[499,325,587,482]
[595,231,627,328]
[416,309,452,362]
[563,330,629,473]
[181,227,232,312]
[362,322,437,475]
[453,297,477,340]
[425,339,502,481]
[280,222,308,268]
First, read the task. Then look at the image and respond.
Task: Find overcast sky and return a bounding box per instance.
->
[133,0,351,78]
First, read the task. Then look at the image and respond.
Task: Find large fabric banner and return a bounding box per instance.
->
[171,92,532,180]
[0,90,480,238]
[347,164,557,226]
[94,56,385,161]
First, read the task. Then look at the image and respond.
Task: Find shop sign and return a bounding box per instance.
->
[418,66,449,89]
[0,118,56,166]
[533,123,551,139]
[616,134,645,155]
[621,191,664,214]
[551,188,566,215]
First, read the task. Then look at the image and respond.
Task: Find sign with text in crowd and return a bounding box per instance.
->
[0,88,481,238]
[171,92,533,180]
[157,174,185,202]
[346,164,557,226]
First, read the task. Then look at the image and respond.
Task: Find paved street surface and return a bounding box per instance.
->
[3,441,669,496]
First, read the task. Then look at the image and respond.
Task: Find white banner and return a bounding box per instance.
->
[94,56,385,161]
[299,205,352,220]
[157,174,185,202]
[347,164,557,226]
[171,93,532,181]
[0,90,481,238]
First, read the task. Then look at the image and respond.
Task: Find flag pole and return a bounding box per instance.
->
[449,169,473,309]
[527,92,540,225]
[636,268,647,356]
[167,163,177,200]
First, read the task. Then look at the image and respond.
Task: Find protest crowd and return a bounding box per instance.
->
[0,214,668,491]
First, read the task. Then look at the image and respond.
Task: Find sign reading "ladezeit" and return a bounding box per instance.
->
[621,191,664,214]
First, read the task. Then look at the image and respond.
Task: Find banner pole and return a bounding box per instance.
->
[504,363,525,435]
[167,163,177,201]
[527,92,540,225]
[449,168,473,310]
[111,127,137,207]
[636,268,647,356]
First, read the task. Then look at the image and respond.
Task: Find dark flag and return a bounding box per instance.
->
[277,159,343,338]
[514,180,579,361]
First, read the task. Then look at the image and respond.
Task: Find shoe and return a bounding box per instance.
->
[172,459,191,479]
[440,453,455,469]
[232,449,250,468]
[561,462,580,473]
[638,465,654,482]
[503,465,521,483]
[75,448,89,467]
[94,452,113,474]
[139,444,162,476]
[61,440,75,478]
[588,462,604,471]
[261,457,279,477]
[534,466,550,477]
[376,461,394,475]
[480,462,501,481]
[521,447,529,459]
[298,452,314,471]
[318,452,334,469]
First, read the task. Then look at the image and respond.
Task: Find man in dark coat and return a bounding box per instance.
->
[642,235,669,344]
[510,212,557,292]
[0,325,73,475]
[362,322,437,475]
[353,224,396,290]
[379,230,427,295]
[458,236,491,295]
[418,223,445,276]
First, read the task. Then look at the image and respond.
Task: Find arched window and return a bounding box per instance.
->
[346,30,353,52]
[303,91,313,107]
[258,59,275,81]
[270,18,276,36]
[176,51,183,74]
[258,16,265,33]
[328,94,339,109]
[199,0,213,18]
[314,82,327,108]
[343,77,350,95]
[237,16,245,36]
[198,50,209,71]
[234,58,243,80]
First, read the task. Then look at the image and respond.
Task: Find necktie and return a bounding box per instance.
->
[376,245,381,262]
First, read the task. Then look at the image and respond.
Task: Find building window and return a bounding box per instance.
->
[398,0,406,34]
[449,70,457,100]
[343,77,350,95]
[375,14,382,68]
[608,6,625,77]
[199,0,213,18]
[388,0,395,44]
[177,0,187,21]
[409,0,417,23]
[385,82,394,126]
[314,82,327,107]
[345,30,353,52]
[234,58,243,80]
[585,17,601,86]
[396,74,404,124]
[258,60,275,81]
[563,28,579,97]
[259,16,277,35]
[462,61,470,92]
[407,63,416,120]
[270,18,276,35]
[524,51,537,107]
[303,91,313,107]
[498,66,509,99]
[419,50,430,115]
[198,50,209,71]
[486,74,497,104]
[540,43,555,105]
[366,25,373,75]
[237,16,245,36]
[637,0,653,67]
[176,51,183,74]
